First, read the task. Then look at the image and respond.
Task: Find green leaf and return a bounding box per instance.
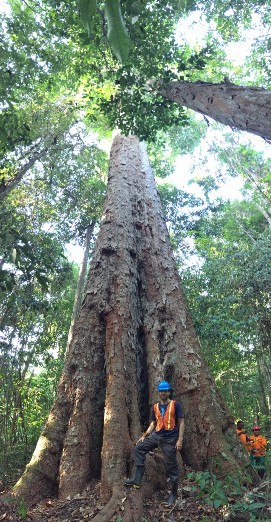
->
[247,502,265,511]
[79,0,97,35]
[104,0,131,64]
[127,0,141,16]
[18,498,27,522]
[36,273,49,291]
[213,499,221,508]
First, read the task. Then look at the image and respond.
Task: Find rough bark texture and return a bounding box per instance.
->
[12,135,249,518]
[158,81,271,140]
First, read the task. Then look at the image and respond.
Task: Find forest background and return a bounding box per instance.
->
[0,0,271,492]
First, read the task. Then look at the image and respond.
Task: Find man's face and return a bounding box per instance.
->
[253,429,260,436]
[159,390,170,401]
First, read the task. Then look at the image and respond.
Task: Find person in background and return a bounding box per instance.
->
[249,425,267,479]
[236,420,253,452]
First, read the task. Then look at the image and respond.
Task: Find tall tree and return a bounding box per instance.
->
[2,0,268,515]
[12,135,248,520]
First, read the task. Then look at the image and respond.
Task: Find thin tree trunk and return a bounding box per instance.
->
[256,317,271,416]
[12,135,250,518]
[66,222,95,355]
[0,147,50,198]
[157,80,271,140]
[0,135,70,199]
[255,204,271,228]
[257,372,270,421]
[255,343,271,419]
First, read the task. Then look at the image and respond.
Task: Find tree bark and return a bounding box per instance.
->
[12,134,249,518]
[157,80,271,140]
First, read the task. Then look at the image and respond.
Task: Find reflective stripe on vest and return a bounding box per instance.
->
[154,400,176,431]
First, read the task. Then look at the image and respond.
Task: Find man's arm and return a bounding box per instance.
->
[176,417,185,451]
[136,421,156,444]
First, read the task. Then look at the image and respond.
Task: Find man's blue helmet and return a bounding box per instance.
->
[157,380,171,391]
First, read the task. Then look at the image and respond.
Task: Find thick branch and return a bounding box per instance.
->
[158,80,271,140]
[0,147,50,198]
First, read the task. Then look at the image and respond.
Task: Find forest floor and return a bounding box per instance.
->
[1,468,270,522]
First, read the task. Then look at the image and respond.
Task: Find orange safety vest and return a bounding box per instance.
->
[250,435,267,457]
[236,429,253,452]
[236,429,247,444]
[154,400,176,431]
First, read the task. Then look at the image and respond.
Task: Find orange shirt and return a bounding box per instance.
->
[250,435,267,457]
[236,429,253,452]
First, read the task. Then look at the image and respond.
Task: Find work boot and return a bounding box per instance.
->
[124,466,145,488]
[167,479,178,506]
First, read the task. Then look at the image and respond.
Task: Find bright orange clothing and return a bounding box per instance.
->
[154,400,176,431]
[250,435,267,457]
[236,429,246,444]
[236,429,253,451]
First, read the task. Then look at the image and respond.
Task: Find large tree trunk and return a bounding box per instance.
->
[157,80,271,140]
[12,134,248,519]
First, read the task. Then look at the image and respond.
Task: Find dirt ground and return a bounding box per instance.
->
[0,484,218,521]
[1,469,270,522]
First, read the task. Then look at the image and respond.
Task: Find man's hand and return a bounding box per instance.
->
[136,434,146,444]
[176,439,183,451]
[136,421,155,444]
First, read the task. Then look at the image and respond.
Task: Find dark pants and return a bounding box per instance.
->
[134,432,179,482]
[250,455,266,478]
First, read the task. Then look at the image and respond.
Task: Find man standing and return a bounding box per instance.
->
[124,380,185,506]
[250,425,267,478]
[236,421,252,452]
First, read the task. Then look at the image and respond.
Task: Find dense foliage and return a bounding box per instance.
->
[176,130,271,434]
